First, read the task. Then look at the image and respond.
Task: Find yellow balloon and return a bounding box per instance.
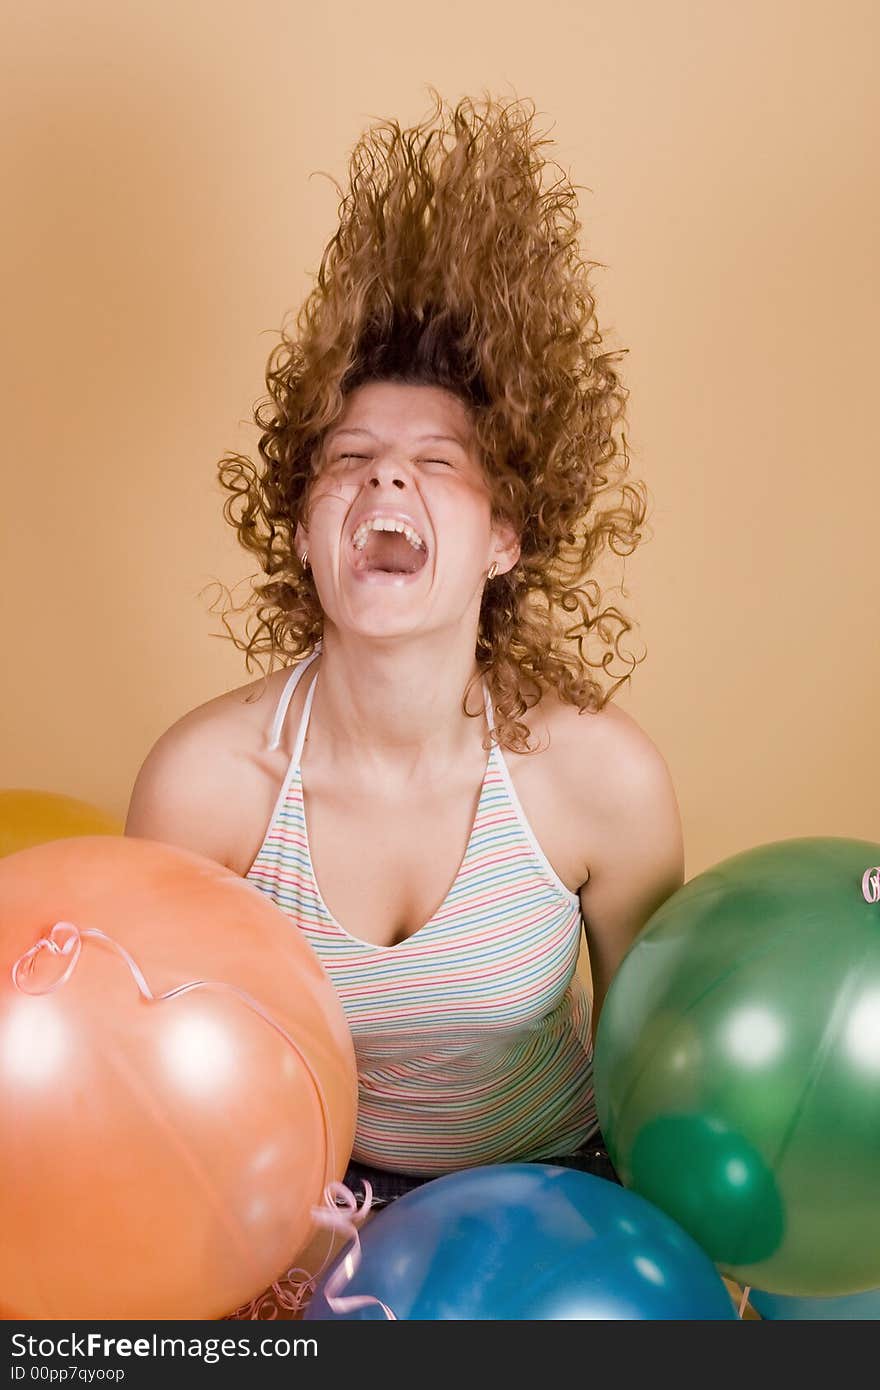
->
[0,789,121,858]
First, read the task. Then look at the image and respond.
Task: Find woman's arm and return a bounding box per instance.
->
[575,716,686,1047]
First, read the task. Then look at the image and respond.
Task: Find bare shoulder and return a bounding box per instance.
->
[533,689,684,883]
[124,667,296,869]
[537,690,676,809]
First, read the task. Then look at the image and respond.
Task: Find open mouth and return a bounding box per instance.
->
[350,518,429,578]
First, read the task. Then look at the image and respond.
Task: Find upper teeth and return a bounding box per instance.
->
[352,517,426,551]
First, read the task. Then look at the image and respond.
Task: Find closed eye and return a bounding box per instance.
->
[336,454,453,467]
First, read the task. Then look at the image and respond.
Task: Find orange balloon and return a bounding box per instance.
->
[0,836,358,1320]
[0,789,121,858]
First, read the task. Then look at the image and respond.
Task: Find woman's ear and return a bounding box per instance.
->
[490,517,521,578]
[294,519,309,560]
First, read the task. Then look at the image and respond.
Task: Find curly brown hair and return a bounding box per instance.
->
[212,88,650,754]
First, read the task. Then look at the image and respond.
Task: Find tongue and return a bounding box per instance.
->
[361,531,425,574]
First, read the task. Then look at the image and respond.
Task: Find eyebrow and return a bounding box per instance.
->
[325,426,468,450]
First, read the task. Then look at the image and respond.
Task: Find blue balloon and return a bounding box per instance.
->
[304,1164,738,1320]
[749,1285,880,1320]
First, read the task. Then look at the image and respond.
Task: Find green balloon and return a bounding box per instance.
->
[594,837,880,1296]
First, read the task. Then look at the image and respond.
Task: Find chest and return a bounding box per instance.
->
[296,748,588,949]
[234,672,596,948]
[239,753,589,949]
[303,769,483,946]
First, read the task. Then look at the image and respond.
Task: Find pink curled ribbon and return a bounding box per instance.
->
[310,1179,396,1318]
[11,920,396,1321]
[234,1178,394,1320]
[863,867,880,904]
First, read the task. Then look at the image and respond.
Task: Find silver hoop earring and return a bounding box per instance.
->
[301,551,309,570]
[487,561,498,581]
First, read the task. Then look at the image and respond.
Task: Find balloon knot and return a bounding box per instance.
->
[11,921,82,995]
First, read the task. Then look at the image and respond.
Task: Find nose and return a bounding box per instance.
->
[367,456,409,490]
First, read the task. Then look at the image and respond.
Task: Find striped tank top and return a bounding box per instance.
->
[245,646,598,1174]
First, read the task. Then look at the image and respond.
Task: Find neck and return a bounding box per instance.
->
[306,627,489,785]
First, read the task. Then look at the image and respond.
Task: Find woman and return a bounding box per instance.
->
[125,92,684,1217]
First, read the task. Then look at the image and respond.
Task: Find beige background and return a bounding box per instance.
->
[2,1,878,878]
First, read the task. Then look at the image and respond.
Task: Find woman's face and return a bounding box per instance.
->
[296,381,519,643]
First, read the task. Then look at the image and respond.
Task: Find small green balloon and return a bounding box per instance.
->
[594,836,880,1296]
[629,1113,784,1266]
